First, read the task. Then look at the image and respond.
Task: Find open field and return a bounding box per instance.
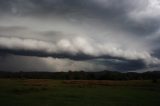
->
[0,79,160,106]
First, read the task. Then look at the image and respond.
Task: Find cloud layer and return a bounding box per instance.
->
[0,0,160,72]
[0,36,159,64]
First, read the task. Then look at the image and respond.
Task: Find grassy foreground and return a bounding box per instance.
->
[0,79,160,106]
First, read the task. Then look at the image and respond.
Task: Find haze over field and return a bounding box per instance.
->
[0,0,160,72]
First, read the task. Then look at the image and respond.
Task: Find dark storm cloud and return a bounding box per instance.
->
[0,0,160,71]
[0,0,159,36]
[102,59,146,71]
[0,48,93,60]
[0,54,107,72]
[0,54,53,72]
[152,48,160,59]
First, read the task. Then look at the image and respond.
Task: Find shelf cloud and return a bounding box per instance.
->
[0,0,160,72]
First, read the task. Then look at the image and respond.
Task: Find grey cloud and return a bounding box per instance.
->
[0,0,160,71]
[0,54,107,72]
[0,26,68,42]
[0,0,159,37]
[95,59,146,71]
[0,36,159,65]
[0,54,54,72]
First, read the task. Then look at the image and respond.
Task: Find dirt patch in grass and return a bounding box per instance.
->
[22,79,52,87]
[63,80,159,87]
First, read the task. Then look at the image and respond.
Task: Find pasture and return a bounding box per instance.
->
[0,79,160,106]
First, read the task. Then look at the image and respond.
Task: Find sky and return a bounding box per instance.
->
[0,0,160,72]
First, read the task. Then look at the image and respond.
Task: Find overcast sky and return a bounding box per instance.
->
[0,0,160,72]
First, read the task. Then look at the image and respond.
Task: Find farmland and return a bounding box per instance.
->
[0,79,160,106]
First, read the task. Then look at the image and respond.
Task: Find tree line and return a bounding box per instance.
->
[0,70,160,80]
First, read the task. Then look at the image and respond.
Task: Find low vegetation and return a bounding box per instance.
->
[0,79,160,106]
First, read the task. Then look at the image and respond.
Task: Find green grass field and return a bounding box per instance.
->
[0,79,160,106]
